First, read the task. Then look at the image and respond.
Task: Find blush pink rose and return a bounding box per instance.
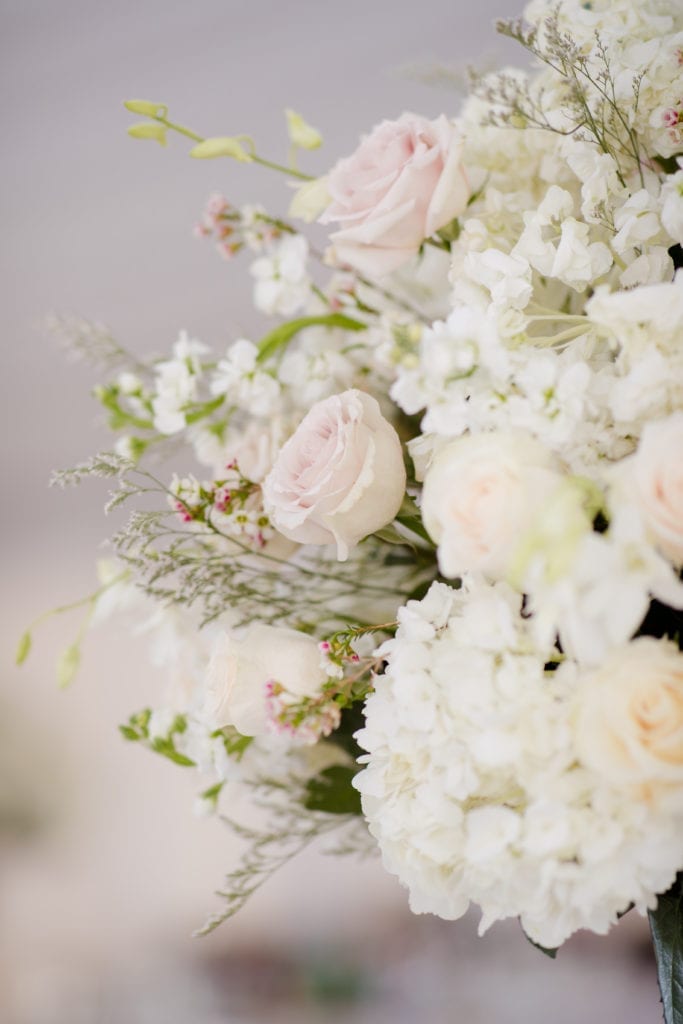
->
[262,389,406,560]
[631,413,683,565]
[319,113,469,278]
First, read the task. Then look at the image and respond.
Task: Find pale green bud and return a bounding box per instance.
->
[190,136,253,162]
[288,175,331,222]
[57,642,81,688]
[285,108,322,150]
[127,122,167,146]
[124,99,168,118]
[15,630,32,666]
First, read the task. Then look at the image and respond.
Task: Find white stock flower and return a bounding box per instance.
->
[210,338,280,415]
[586,273,683,363]
[279,326,357,405]
[152,331,209,435]
[250,235,311,316]
[612,188,663,255]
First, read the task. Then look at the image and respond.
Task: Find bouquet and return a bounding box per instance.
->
[23,0,683,1016]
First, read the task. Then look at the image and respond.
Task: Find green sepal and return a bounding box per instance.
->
[649,875,683,1024]
[256,313,366,364]
[303,765,362,815]
[150,736,196,767]
[395,493,434,546]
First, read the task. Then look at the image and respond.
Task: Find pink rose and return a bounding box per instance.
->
[262,389,406,560]
[319,113,469,278]
[631,413,683,564]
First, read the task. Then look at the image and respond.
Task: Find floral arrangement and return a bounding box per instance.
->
[23,0,683,1016]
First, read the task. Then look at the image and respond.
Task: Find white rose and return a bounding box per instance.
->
[576,637,683,788]
[631,413,683,564]
[262,389,406,560]
[421,432,561,579]
[203,624,327,736]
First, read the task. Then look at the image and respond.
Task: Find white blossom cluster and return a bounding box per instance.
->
[65,0,683,950]
[355,579,683,947]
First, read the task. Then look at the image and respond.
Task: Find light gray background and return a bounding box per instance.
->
[1,3,662,1022]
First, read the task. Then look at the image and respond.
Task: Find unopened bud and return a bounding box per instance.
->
[124,99,168,117]
[285,108,322,150]
[127,122,167,146]
[190,136,253,162]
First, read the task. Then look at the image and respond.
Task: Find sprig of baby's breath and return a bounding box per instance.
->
[44,314,150,373]
[195,774,352,936]
[475,11,649,187]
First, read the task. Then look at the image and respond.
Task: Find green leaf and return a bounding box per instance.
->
[523,931,558,959]
[649,876,683,1024]
[119,725,141,742]
[325,704,365,760]
[303,765,362,815]
[256,313,366,364]
[150,736,196,767]
[374,524,416,547]
[15,630,32,666]
[185,394,225,425]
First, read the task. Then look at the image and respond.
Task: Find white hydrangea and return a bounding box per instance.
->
[355,579,683,947]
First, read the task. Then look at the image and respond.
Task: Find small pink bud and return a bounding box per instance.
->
[207,192,228,217]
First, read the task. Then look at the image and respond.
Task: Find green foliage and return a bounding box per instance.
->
[119,709,194,765]
[649,876,683,1024]
[325,704,366,760]
[256,313,366,364]
[304,766,362,816]
[522,927,559,959]
[395,493,434,546]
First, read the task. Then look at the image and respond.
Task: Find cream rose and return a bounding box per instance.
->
[631,413,683,564]
[203,624,327,736]
[319,113,469,278]
[576,637,683,788]
[421,432,562,579]
[262,389,406,560]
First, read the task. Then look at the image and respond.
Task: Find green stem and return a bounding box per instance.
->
[156,116,203,143]
[251,154,312,181]
[155,116,312,180]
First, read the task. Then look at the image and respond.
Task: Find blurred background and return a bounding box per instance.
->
[1,1,663,1021]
